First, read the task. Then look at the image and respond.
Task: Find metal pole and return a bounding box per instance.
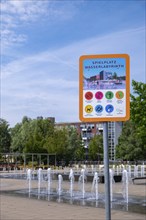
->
[39,154,41,167]
[24,154,26,170]
[8,154,10,172]
[55,154,56,167]
[47,155,49,167]
[32,154,34,169]
[103,122,111,220]
[15,155,17,169]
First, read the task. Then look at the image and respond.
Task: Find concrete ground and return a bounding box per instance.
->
[0,175,146,220]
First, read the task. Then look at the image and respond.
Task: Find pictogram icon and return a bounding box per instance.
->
[95,91,103,100]
[95,105,103,113]
[116,91,124,99]
[105,91,114,100]
[85,105,93,113]
[105,104,114,113]
[85,92,93,100]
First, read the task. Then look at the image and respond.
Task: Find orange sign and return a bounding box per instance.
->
[79,54,130,122]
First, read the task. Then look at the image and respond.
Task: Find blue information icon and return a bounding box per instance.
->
[105,104,114,113]
[95,105,103,113]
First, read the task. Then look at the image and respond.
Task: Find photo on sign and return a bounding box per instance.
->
[83,58,126,90]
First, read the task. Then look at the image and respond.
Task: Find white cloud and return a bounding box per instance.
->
[1,0,48,20]
[1,29,27,48]
[1,0,81,51]
[1,0,48,49]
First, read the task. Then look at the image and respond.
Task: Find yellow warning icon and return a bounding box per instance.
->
[85,105,93,113]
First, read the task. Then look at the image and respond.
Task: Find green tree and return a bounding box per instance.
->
[116,121,143,160]
[88,134,103,161]
[0,118,11,153]
[11,117,54,154]
[130,80,146,148]
[10,122,23,152]
[66,127,83,162]
[23,118,54,154]
[116,80,146,160]
[45,128,68,164]
[45,126,84,165]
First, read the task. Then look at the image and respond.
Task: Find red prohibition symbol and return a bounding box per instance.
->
[85,91,93,100]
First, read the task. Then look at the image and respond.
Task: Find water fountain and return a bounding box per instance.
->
[141,164,145,177]
[27,168,32,193]
[69,169,74,197]
[128,165,131,179]
[91,171,99,200]
[31,168,35,180]
[109,169,114,202]
[112,165,115,174]
[134,165,138,177]
[122,169,128,203]
[37,168,43,194]
[1,166,146,215]
[47,168,52,195]
[58,174,63,196]
[78,169,87,199]
[91,165,94,174]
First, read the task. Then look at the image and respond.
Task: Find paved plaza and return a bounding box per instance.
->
[0,175,146,220]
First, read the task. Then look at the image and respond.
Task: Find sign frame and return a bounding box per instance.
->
[79,54,130,122]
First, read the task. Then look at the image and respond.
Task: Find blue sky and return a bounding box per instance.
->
[1,0,146,127]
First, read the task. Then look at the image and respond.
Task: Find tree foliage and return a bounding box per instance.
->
[45,128,68,162]
[116,121,143,160]
[45,127,83,164]
[130,80,146,147]
[66,127,84,162]
[10,117,83,164]
[0,118,11,153]
[116,80,146,160]
[88,134,103,160]
[11,116,54,154]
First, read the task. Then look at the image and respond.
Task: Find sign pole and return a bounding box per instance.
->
[103,122,111,220]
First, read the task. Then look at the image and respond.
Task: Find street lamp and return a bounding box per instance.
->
[84,145,88,162]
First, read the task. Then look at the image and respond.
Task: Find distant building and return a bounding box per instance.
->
[37,116,55,123]
[47,117,55,123]
[99,70,112,80]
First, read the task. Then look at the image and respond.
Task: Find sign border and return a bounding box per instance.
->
[79,54,130,122]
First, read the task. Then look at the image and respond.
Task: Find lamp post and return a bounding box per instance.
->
[84,145,88,161]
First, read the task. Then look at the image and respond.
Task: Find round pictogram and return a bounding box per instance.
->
[95,105,103,113]
[105,104,114,113]
[85,91,93,100]
[85,105,93,113]
[95,91,103,100]
[116,91,124,99]
[105,91,114,100]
